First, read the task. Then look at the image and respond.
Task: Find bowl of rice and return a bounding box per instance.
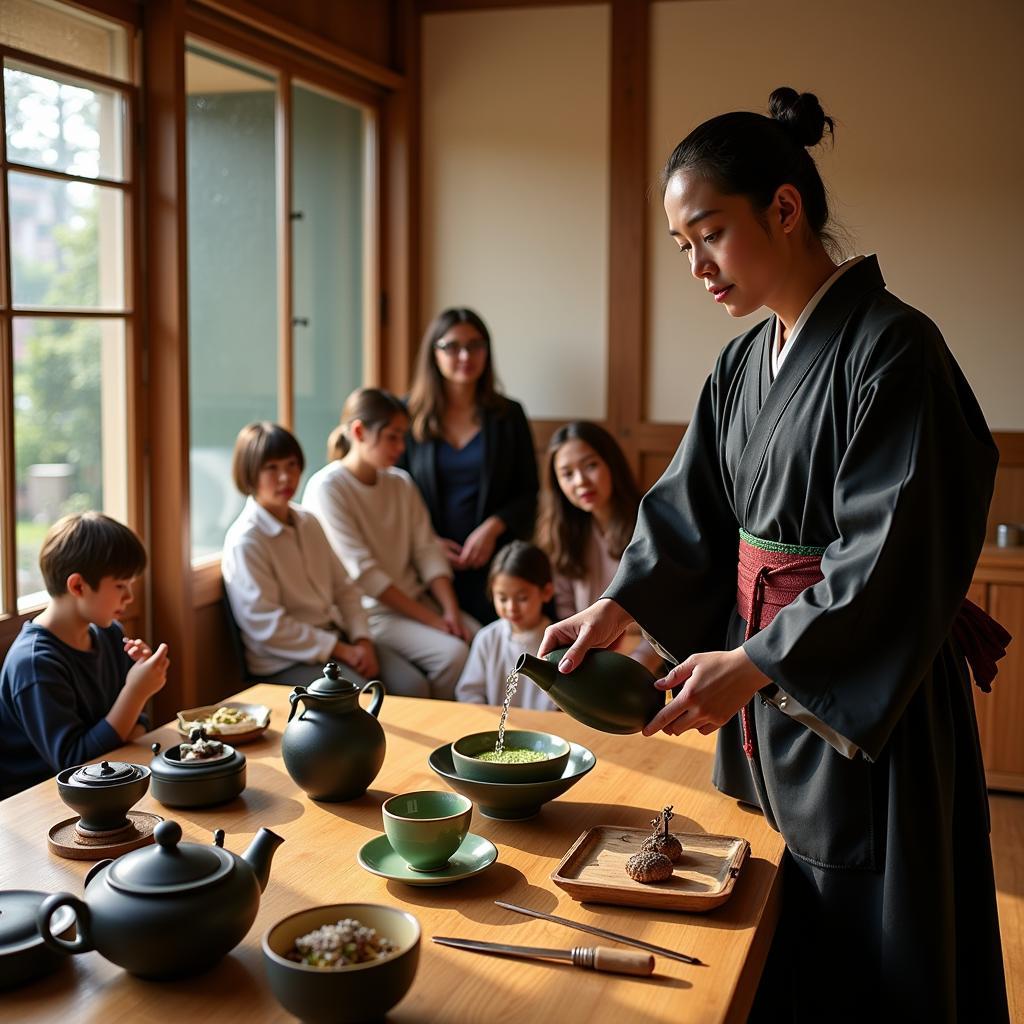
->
[262,903,420,1023]
[452,729,571,784]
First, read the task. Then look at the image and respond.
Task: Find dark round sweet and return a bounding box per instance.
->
[625,850,673,884]
[641,832,684,863]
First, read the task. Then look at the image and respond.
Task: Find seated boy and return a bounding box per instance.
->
[0,512,169,799]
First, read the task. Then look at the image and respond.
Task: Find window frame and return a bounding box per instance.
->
[0,17,144,638]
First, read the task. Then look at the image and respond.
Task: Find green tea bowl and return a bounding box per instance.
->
[428,741,596,820]
[262,903,420,1024]
[382,790,472,871]
[452,730,571,784]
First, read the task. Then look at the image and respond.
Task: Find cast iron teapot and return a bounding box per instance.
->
[282,661,386,801]
[36,819,283,979]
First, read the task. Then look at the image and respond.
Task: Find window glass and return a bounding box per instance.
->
[8,171,125,309]
[13,317,126,608]
[291,82,365,484]
[4,61,125,180]
[0,0,130,81]
[186,46,278,558]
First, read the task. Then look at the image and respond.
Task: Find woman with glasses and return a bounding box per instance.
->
[401,308,539,625]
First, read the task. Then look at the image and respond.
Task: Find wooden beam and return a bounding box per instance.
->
[381,0,421,395]
[191,0,405,90]
[142,0,196,720]
[606,0,648,472]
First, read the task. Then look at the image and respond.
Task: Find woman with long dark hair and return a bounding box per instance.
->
[401,307,539,625]
[536,421,658,670]
[540,87,1009,1021]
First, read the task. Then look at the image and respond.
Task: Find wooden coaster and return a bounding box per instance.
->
[47,811,164,861]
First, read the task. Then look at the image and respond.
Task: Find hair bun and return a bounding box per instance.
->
[768,86,834,147]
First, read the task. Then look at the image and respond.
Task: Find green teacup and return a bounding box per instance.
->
[382,791,472,872]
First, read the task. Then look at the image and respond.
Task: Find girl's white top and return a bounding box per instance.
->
[222,497,370,676]
[302,462,451,612]
[456,617,557,711]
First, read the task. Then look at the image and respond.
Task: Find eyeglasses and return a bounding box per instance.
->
[434,339,486,357]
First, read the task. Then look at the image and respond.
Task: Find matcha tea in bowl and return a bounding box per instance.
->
[452,730,571,784]
[382,791,472,872]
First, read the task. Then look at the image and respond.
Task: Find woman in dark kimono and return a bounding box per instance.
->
[540,87,1010,1022]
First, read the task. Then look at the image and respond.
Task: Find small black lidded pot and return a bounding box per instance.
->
[56,760,151,832]
[149,729,246,808]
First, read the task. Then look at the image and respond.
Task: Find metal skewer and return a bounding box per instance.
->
[494,900,704,966]
[433,937,654,976]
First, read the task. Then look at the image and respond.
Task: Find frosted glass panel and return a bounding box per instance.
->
[0,0,130,81]
[186,47,277,558]
[291,83,364,481]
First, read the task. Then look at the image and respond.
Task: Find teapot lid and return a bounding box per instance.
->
[70,760,145,787]
[106,820,233,895]
[305,661,360,697]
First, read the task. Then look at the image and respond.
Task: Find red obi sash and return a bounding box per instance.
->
[735,531,1011,759]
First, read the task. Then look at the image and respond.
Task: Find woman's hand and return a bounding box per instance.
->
[334,638,379,679]
[538,598,634,673]
[456,517,503,570]
[641,647,771,737]
[440,607,470,642]
[439,537,463,564]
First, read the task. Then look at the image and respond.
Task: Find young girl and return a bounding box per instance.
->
[222,422,405,689]
[455,541,557,710]
[536,421,660,672]
[302,388,475,700]
[541,88,1008,1021]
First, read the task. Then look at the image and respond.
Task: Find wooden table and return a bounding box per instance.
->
[0,686,786,1023]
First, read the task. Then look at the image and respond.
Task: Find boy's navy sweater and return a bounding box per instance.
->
[0,620,143,799]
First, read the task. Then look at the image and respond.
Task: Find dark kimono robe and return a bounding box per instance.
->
[606,257,1009,1022]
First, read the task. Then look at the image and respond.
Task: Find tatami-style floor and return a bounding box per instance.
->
[991,793,1022,1019]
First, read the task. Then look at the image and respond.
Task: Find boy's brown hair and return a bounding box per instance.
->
[39,512,147,596]
[231,421,306,496]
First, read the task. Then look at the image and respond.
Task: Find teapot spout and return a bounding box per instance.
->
[242,827,284,892]
[514,651,557,693]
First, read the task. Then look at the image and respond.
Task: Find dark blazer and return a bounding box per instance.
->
[399,397,539,543]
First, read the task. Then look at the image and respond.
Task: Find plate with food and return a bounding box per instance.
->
[176,701,271,744]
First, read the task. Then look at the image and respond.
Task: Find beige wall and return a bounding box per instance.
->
[648,0,1024,428]
[421,5,610,420]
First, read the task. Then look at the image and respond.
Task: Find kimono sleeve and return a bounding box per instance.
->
[743,315,997,761]
[604,372,739,660]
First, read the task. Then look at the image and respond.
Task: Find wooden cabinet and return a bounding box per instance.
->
[970,547,1024,792]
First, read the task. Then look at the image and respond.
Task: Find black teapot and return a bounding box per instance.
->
[36,819,283,979]
[282,661,386,801]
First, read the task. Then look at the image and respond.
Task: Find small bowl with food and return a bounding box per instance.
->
[176,701,270,744]
[262,904,420,1024]
[451,729,571,784]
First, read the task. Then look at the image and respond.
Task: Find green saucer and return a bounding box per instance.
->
[357,832,498,886]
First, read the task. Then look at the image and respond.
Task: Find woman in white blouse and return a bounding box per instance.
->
[222,422,422,693]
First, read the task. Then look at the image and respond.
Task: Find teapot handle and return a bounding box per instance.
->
[37,892,94,955]
[361,679,385,718]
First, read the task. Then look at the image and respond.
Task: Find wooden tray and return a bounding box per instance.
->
[176,701,271,744]
[551,826,749,912]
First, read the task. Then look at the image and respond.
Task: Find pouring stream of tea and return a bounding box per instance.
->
[495,671,519,754]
